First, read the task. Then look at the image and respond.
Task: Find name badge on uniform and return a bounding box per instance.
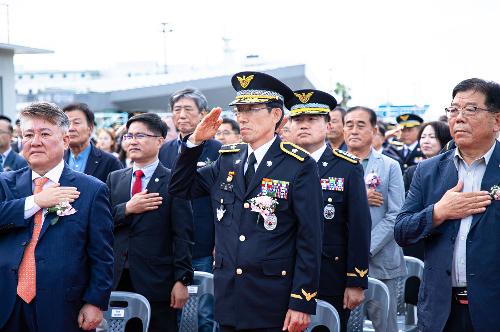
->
[320,177,344,192]
[261,178,289,200]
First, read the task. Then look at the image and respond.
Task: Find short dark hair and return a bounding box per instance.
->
[126,113,168,138]
[376,121,386,137]
[62,102,95,127]
[0,115,12,123]
[222,118,240,134]
[266,101,286,130]
[345,106,377,127]
[418,121,452,150]
[169,88,208,113]
[452,78,500,112]
[330,107,346,125]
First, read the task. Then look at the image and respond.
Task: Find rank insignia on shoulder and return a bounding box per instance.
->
[390,140,404,147]
[219,143,246,154]
[321,177,344,191]
[280,142,309,162]
[332,149,359,164]
[261,178,290,199]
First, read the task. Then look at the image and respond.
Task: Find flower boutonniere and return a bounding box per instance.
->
[365,172,382,190]
[248,194,279,230]
[46,201,77,225]
[197,158,214,168]
[490,185,500,201]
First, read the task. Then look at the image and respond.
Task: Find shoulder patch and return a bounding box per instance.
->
[219,143,247,154]
[280,142,309,162]
[332,149,359,164]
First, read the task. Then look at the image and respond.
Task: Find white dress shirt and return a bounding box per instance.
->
[451,142,495,287]
[24,159,65,227]
[310,144,328,163]
[244,136,276,173]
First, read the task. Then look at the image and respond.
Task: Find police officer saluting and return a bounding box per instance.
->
[287,90,371,331]
[383,113,425,171]
[168,72,323,332]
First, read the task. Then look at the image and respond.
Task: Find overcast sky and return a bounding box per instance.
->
[1,0,499,118]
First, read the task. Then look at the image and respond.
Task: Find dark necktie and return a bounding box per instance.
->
[245,152,257,188]
[132,170,145,196]
[0,154,3,172]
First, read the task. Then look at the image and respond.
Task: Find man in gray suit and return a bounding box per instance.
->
[344,106,407,332]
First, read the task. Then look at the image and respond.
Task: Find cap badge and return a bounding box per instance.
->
[237,75,254,89]
[400,115,409,121]
[294,91,314,103]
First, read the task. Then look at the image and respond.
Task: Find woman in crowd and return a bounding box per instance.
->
[96,128,119,158]
[403,121,452,193]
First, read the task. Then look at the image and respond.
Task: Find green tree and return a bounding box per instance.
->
[334,82,352,108]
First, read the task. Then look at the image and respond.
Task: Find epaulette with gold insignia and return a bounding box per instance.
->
[280,142,310,162]
[219,143,246,154]
[332,149,359,164]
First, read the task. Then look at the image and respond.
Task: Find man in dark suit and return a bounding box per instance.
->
[395,78,500,332]
[159,88,221,332]
[383,113,425,171]
[287,90,371,332]
[0,117,27,172]
[326,107,348,151]
[63,103,122,183]
[107,113,194,332]
[0,102,114,332]
[169,72,323,332]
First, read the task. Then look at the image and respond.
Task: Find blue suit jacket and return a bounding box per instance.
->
[64,143,123,184]
[3,150,28,172]
[159,138,221,258]
[395,141,500,332]
[0,165,114,331]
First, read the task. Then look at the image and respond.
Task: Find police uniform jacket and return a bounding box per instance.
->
[317,146,371,297]
[383,142,424,172]
[168,136,323,329]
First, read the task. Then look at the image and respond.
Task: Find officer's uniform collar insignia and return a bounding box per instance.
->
[332,149,359,164]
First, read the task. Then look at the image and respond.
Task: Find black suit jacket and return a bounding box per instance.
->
[106,163,194,302]
[64,143,123,183]
[3,150,27,172]
[159,138,221,258]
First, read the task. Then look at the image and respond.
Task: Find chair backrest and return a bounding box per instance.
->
[347,277,390,332]
[102,291,151,332]
[400,256,424,325]
[306,300,341,332]
[179,271,215,332]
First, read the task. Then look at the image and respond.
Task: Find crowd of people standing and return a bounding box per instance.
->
[0,72,499,332]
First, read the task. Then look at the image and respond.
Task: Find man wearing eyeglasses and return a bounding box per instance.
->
[215,118,241,145]
[169,71,323,332]
[395,78,500,332]
[107,113,194,332]
[159,88,221,332]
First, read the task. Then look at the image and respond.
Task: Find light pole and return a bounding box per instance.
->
[161,22,173,74]
[0,3,10,43]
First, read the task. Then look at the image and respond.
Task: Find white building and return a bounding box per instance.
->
[0,43,51,119]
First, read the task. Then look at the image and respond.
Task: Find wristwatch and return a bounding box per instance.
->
[178,274,191,286]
